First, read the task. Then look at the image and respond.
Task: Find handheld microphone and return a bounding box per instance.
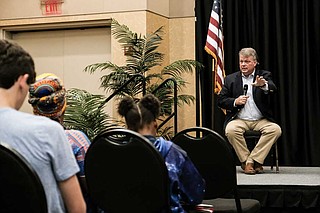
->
[243,84,248,96]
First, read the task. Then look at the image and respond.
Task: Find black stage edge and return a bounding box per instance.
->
[236,167,320,213]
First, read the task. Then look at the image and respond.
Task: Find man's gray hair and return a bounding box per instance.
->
[239,47,258,61]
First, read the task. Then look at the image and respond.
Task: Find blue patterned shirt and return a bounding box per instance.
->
[145,136,206,213]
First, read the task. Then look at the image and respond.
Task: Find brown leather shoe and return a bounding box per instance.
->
[244,163,256,175]
[254,162,264,174]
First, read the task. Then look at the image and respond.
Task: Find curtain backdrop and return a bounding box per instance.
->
[195,0,320,166]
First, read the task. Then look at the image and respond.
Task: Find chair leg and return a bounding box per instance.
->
[275,142,279,173]
[270,150,274,171]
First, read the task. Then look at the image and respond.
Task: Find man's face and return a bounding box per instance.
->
[239,55,257,76]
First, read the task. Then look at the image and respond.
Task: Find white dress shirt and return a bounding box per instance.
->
[237,71,264,121]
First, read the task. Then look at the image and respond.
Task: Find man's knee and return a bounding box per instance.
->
[264,123,282,137]
[272,123,282,137]
[225,125,232,137]
[225,123,242,138]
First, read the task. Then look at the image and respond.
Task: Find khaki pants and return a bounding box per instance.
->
[225,118,282,164]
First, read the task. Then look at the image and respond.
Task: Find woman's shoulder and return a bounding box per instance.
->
[65,129,91,144]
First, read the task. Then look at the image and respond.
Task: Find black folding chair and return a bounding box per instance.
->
[0,142,47,213]
[172,127,260,213]
[84,128,171,213]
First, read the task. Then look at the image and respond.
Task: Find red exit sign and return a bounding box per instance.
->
[41,0,64,15]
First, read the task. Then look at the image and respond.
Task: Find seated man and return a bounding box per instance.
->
[118,94,205,213]
[218,47,282,175]
[0,39,86,212]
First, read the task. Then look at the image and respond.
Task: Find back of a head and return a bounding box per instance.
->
[0,39,36,89]
[117,94,161,132]
[28,73,66,122]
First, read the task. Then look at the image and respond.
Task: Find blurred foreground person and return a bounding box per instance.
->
[0,39,86,213]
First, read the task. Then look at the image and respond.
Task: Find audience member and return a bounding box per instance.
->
[217,47,282,175]
[0,39,86,213]
[118,94,205,213]
[28,73,92,211]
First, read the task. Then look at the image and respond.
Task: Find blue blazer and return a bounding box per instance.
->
[217,69,278,129]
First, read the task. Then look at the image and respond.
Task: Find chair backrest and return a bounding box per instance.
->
[172,127,238,200]
[85,128,171,213]
[0,142,47,213]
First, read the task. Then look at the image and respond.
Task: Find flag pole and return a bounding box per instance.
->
[196,60,200,128]
[195,1,200,128]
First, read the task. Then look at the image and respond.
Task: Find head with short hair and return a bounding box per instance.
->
[239,47,259,76]
[239,47,258,62]
[28,73,66,123]
[0,39,36,89]
[118,94,161,133]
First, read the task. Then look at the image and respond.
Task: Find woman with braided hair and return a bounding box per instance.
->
[118,94,205,213]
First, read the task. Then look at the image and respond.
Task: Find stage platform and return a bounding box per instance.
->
[236,166,320,213]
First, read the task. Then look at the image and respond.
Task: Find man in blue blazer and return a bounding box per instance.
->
[218,47,282,175]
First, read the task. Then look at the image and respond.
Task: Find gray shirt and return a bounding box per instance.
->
[0,108,79,213]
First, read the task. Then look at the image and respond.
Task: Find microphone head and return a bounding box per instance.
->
[243,84,248,95]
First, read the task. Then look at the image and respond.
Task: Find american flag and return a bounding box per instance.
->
[205,0,225,94]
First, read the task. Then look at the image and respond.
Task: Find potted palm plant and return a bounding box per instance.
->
[64,18,203,140]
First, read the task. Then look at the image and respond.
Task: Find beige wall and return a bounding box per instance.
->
[0,0,197,131]
[169,17,196,131]
[0,0,147,19]
[0,0,193,19]
[148,0,170,17]
[170,0,195,17]
[13,27,113,115]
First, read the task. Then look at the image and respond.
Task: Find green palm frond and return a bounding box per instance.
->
[111,18,138,45]
[177,94,195,106]
[84,62,125,74]
[101,73,146,97]
[63,88,120,141]
[112,19,164,74]
[161,59,203,78]
[99,70,131,92]
[130,26,164,70]
[145,73,163,83]
[159,60,203,94]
